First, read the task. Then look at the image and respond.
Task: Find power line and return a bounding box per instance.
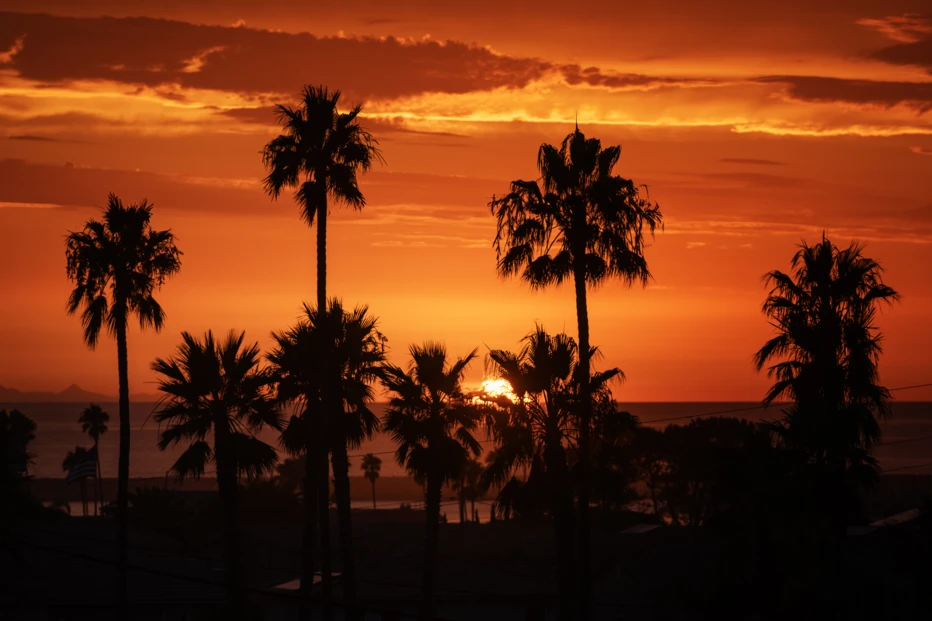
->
[880,461,932,474]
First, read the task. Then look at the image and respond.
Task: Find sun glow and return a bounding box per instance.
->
[477,378,520,403]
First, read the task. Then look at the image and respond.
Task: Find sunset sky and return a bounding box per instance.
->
[1,1,930,401]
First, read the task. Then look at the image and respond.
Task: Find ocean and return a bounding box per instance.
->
[6,401,932,479]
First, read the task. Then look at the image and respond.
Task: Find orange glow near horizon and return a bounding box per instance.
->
[0,2,931,402]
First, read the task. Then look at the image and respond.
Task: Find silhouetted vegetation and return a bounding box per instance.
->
[5,108,916,621]
[263,86,383,618]
[491,126,662,619]
[152,330,281,616]
[65,193,181,620]
[381,343,483,617]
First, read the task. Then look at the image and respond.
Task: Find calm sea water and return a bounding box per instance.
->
[7,401,932,479]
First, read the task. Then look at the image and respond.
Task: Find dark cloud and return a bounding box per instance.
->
[756,75,932,113]
[871,36,932,72]
[0,12,552,100]
[217,106,470,138]
[7,134,56,141]
[719,157,786,166]
[0,159,500,219]
[560,64,712,90]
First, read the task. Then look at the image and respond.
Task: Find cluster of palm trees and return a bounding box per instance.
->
[61,404,109,516]
[63,82,898,621]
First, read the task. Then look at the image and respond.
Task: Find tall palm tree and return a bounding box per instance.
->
[381,343,482,617]
[268,300,385,612]
[361,453,382,510]
[484,326,621,620]
[79,404,109,514]
[263,86,382,616]
[65,194,181,619]
[152,330,281,615]
[754,237,898,531]
[490,127,661,616]
[62,446,92,516]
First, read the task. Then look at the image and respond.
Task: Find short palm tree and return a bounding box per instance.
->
[484,326,621,620]
[754,237,898,530]
[62,446,92,516]
[152,330,281,614]
[263,86,382,617]
[361,453,382,510]
[490,127,661,614]
[0,408,37,479]
[381,343,482,617]
[268,300,385,609]
[65,194,181,618]
[79,404,109,513]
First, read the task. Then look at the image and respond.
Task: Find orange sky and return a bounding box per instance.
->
[1,1,930,401]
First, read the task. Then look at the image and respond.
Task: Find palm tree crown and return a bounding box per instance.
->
[490,127,661,289]
[262,85,383,226]
[65,193,181,347]
[382,343,483,483]
[152,330,281,481]
[79,404,109,443]
[484,326,621,488]
[754,237,899,460]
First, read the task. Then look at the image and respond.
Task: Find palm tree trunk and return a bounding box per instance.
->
[81,477,88,517]
[300,439,318,621]
[572,257,592,621]
[317,440,333,621]
[315,178,334,621]
[94,439,101,516]
[371,479,377,510]
[331,441,358,617]
[214,425,244,616]
[115,316,131,621]
[421,470,443,618]
[546,429,578,621]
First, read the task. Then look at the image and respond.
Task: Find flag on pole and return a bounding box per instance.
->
[65,445,98,483]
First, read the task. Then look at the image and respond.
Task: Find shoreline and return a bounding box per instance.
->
[29,475,431,503]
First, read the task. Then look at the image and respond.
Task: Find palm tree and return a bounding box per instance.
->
[381,343,482,617]
[79,404,109,514]
[268,300,385,611]
[484,326,621,620]
[452,457,483,523]
[62,446,92,516]
[0,409,36,480]
[65,194,181,618]
[263,86,382,617]
[490,126,662,615]
[361,453,382,510]
[152,330,281,615]
[754,236,898,532]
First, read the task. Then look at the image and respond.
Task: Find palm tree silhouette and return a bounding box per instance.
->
[452,457,483,523]
[268,300,385,610]
[263,86,382,617]
[65,194,181,618]
[490,127,661,616]
[152,330,281,615]
[62,446,92,516]
[1,409,37,479]
[79,404,109,514]
[484,326,621,620]
[361,453,382,510]
[381,343,482,617]
[754,236,898,532]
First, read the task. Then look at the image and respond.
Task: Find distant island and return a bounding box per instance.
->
[0,384,159,403]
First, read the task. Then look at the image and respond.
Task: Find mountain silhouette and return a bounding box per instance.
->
[0,384,158,403]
